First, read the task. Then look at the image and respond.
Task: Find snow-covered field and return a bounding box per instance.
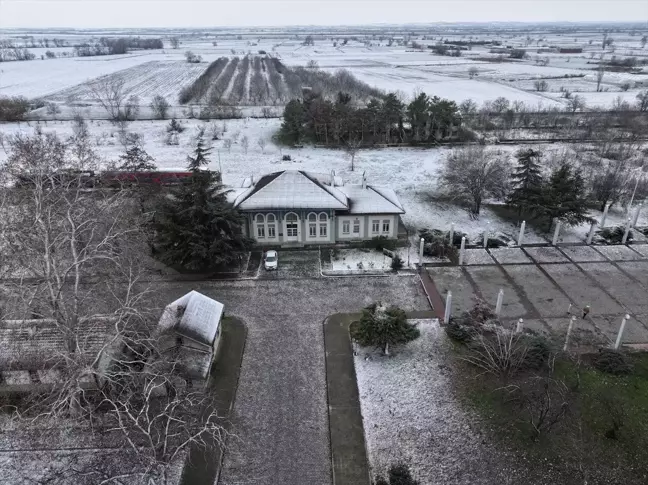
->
[354,320,510,483]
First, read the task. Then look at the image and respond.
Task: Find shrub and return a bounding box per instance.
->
[391,255,404,271]
[282,155,291,161]
[510,49,527,59]
[0,96,30,121]
[167,118,185,133]
[595,226,633,245]
[350,303,419,355]
[369,235,398,252]
[521,336,551,370]
[468,300,496,323]
[446,320,474,343]
[374,464,419,485]
[592,349,633,375]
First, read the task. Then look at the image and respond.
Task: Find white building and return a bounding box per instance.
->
[230,170,406,246]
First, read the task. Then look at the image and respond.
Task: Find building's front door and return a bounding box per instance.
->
[284,213,300,242]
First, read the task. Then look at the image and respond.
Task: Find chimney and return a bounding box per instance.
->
[362,171,367,189]
[250,175,254,186]
[330,169,335,187]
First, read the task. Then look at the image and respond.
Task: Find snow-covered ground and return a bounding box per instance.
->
[354,319,508,484]
[2,118,645,241]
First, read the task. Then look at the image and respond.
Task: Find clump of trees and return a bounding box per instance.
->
[185,50,202,63]
[350,302,419,355]
[149,95,170,119]
[0,95,30,121]
[153,129,252,270]
[75,37,163,57]
[278,90,461,146]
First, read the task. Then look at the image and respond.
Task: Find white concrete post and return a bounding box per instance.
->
[564,316,576,351]
[459,236,466,265]
[567,303,573,315]
[632,203,642,228]
[515,318,524,334]
[586,222,597,245]
[517,220,526,247]
[552,220,562,246]
[495,289,504,317]
[622,219,631,245]
[449,223,455,246]
[444,291,452,324]
[600,202,611,228]
[614,314,631,350]
[419,237,425,261]
[483,232,489,249]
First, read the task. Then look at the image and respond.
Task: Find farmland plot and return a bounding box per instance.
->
[178,55,383,105]
[47,60,207,104]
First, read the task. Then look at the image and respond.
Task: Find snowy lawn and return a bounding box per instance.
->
[354,320,507,484]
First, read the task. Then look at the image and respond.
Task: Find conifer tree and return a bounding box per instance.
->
[540,164,591,229]
[154,129,253,270]
[506,148,544,221]
[350,303,419,355]
[117,145,157,172]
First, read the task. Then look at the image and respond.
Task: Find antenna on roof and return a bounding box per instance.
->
[250,175,255,185]
[330,169,336,187]
[362,170,367,189]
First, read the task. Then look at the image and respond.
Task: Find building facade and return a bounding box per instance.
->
[230,170,405,246]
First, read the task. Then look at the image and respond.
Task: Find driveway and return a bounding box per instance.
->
[257,250,321,280]
[158,275,429,485]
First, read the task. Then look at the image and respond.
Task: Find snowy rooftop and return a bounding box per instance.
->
[338,185,405,214]
[234,170,349,210]
[158,290,223,346]
[231,170,405,215]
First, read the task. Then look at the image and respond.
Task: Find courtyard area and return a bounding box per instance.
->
[430,243,648,347]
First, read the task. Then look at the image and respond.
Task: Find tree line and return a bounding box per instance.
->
[278,90,462,146]
[75,37,163,57]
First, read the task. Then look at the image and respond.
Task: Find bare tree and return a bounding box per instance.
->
[306,59,319,70]
[596,58,606,92]
[440,146,509,215]
[170,37,180,49]
[636,90,648,112]
[88,76,127,121]
[257,137,267,153]
[533,79,548,92]
[566,95,586,113]
[344,138,362,171]
[241,135,249,154]
[150,95,170,119]
[468,66,479,79]
[223,138,232,152]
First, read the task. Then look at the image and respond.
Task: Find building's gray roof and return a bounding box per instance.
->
[234,171,349,210]
[158,291,223,346]
[337,185,405,214]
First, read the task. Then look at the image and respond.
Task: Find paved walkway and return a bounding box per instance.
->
[158,275,429,485]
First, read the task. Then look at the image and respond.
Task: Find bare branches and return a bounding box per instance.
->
[88,77,127,121]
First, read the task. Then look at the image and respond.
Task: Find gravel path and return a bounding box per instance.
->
[160,276,429,485]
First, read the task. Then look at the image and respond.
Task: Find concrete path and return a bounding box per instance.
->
[158,275,429,485]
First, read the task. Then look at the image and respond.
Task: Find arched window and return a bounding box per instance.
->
[285,212,299,238]
[266,213,276,238]
[255,213,265,238]
[318,212,328,238]
[308,213,317,237]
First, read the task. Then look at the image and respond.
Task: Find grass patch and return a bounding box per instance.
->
[454,346,648,484]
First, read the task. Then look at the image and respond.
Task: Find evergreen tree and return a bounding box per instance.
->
[279,99,305,144]
[154,130,253,271]
[374,464,419,485]
[540,164,591,229]
[350,303,419,355]
[506,148,544,221]
[117,145,157,171]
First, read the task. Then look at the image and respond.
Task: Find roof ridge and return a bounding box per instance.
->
[298,171,349,208]
[234,171,284,207]
[367,185,405,212]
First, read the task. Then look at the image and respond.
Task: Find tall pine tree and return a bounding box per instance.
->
[506,148,544,221]
[540,164,591,230]
[154,130,253,271]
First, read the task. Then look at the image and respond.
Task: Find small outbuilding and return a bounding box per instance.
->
[157,290,224,381]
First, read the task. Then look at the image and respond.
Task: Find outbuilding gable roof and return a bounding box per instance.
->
[337,185,405,214]
[158,291,223,346]
[234,170,349,210]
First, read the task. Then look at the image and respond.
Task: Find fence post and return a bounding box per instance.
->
[614,314,630,350]
[586,221,597,245]
[515,318,524,334]
[495,289,504,317]
[517,220,526,247]
[564,316,576,351]
[444,291,452,324]
[600,202,611,228]
[632,202,642,227]
[552,220,562,246]
[622,219,632,245]
[483,232,489,249]
[419,237,425,262]
[449,223,455,246]
[459,236,466,265]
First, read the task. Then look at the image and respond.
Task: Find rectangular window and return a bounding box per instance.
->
[309,223,317,237]
[342,221,350,234]
[319,224,327,237]
[382,220,390,233]
[257,225,265,238]
[353,220,360,234]
[268,224,276,238]
[372,220,380,233]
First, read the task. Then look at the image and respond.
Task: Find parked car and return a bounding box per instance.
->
[264,250,278,270]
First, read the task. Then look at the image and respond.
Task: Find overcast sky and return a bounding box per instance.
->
[1,0,647,29]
